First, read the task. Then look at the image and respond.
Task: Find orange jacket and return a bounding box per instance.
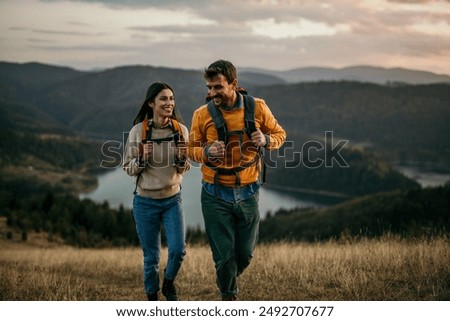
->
[188,97,286,187]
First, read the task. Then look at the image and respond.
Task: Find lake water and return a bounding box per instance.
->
[80,165,449,229]
[80,167,329,229]
[393,165,450,188]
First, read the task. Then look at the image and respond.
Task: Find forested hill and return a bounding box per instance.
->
[252,82,449,165]
[0,62,84,93]
[1,61,449,247]
[259,185,450,242]
[1,62,448,165]
[1,61,448,197]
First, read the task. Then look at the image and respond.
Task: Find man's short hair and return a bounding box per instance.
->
[204,60,237,84]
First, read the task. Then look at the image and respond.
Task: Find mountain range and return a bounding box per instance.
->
[2,61,449,247]
[240,65,450,85]
[1,61,449,171]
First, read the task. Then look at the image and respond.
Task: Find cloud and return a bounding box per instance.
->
[31,29,105,37]
[41,0,211,10]
[0,0,449,73]
[249,18,351,39]
[387,0,439,4]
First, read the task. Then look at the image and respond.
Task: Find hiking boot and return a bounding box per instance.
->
[147,292,158,301]
[162,278,178,301]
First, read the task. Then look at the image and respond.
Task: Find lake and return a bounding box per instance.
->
[80,167,332,229]
[393,165,450,188]
[80,165,450,229]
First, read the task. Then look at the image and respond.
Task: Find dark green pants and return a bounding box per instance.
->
[201,188,260,298]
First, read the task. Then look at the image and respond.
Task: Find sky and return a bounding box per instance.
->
[0,0,449,75]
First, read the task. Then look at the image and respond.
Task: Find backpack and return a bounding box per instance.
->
[139,116,184,157]
[207,95,257,144]
[134,117,185,193]
[205,94,266,190]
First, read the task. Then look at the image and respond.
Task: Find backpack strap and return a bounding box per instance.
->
[140,116,150,158]
[243,95,266,184]
[135,116,150,194]
[207,100,227,143]
[244,95,266,186]
[170,118,184,147]
[243,95,257,137]
[207,95,257,143]
[142,118,183,146]
[205,94,267,192]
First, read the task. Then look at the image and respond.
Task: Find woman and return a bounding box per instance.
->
[123,82,190,301]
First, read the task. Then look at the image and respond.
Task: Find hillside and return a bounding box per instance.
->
[2,238,449,301]
[1,172,447,248]
[0,92,102,193]
[1,61,447,197]
[265,147,420,197]
[2,62,448,164]
[253,81,450,165]
[0,62,84,94]
[2,62,449,146]
[259,185,450,242]
[12,64,206,139]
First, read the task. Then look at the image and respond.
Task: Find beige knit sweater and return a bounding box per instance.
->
[123,120,190,199]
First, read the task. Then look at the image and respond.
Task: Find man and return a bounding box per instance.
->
[188,60,286,300]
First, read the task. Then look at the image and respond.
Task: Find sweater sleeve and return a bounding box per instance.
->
[257,99,287,150]
[122,124,145,177]
[175,124,191,174]
[187,108,209,163]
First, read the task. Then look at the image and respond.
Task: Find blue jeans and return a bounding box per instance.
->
[133,193,186,295]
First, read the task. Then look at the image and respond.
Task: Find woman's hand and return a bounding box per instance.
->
[176,142,187,161]
[142,142,153,161]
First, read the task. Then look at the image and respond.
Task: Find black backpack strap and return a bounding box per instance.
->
[207,100,227,143]
[145,122,153,143]
[170,119,184,147]
[172,131,180,147]
[205,94,267,193]
[243,95,257,137]
[145,119,181,146]
[243,95,267,185]
[136,118,149,194]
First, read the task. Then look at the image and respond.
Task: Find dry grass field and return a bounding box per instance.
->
[1,234,449,301]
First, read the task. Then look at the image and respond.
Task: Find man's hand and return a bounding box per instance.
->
[251,129,267,147]
[208,140,225,158]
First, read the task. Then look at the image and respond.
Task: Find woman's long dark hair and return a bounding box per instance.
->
[133,82,183,125]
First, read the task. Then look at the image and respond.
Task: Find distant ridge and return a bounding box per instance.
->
[1,60,448,199]
[0,61,84,92]
[240,65,450,85]
[1,61,448,166]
